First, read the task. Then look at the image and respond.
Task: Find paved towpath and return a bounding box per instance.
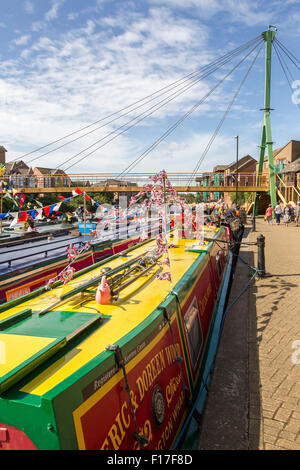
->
[197,216,300,450]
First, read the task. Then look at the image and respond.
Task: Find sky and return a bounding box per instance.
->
[1,0,300,176]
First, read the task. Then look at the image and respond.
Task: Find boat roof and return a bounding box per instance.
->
[0,228,219,398]
[0,223,147,275]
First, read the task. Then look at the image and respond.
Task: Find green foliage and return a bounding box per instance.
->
[183,193,203,204]
[230,192,252,205]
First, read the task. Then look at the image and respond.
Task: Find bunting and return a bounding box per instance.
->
[17,212,28,223]
[72,188,83,196]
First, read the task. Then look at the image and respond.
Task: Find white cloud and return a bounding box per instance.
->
[0,1,290,174]
[45,0,64,21]
[13,35,31,46]
[147,0,275,26]
[25,1,35,14]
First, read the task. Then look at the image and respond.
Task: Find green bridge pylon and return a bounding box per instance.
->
[253,27,277,217]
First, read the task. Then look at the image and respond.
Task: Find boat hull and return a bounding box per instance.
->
[0,224,236,450]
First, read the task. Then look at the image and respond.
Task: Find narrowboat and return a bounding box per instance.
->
[0,222,153,304]
[0,218,237,450]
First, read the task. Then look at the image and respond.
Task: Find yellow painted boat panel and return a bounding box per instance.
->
[0,333,56,376]
[0,237,208,396]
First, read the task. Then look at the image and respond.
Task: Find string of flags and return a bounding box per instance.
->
[0,186,100,227]
[43,169,223,292]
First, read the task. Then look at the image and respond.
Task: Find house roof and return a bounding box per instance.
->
[281,157,300,173]
[0,146,7,152]
[213,165,228,172]
[5,160,30,174]
[264,140,300,161]
[226,155,257,171]
[35,167,67,175]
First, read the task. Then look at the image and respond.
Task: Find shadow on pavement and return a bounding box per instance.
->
[197,241,260,450]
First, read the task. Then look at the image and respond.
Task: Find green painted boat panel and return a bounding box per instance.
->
[2,311,100,338]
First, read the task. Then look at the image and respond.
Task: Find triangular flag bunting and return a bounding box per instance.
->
[72,188,83,196]
[53,202,62,212]
[9,212,18,228]
[18,212,28,223]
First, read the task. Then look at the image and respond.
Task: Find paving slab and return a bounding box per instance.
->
[197,216,300,450]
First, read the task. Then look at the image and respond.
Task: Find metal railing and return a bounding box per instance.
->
[276,174,300,204]
[2,172,268,190]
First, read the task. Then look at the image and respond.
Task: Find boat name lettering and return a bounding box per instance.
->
[172,390,185,424]
[154,417,173,450]
[123,340,147,364]
[101,400,131,450]
[93,365,118,393]
[82,328,161,401]
[132,419,152,450]
[155,390,185,450]
[199,283,212,316]
[164,343,181,366]
[136,349,166,402]
[166,373,181,408]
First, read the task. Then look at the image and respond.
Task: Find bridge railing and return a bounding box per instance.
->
[2,172,268,190]
[276,174,300,205]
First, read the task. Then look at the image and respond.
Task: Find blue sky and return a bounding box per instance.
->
[1,0,300,174]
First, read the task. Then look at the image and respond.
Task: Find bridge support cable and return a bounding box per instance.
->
[187,44,263,188]
[8,36,262,167]
[116,40,264,178]
[274,38,300,70]
[273,43,300,111]
[57,38,263,172]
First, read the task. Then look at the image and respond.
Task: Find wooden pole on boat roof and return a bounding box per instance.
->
[83,191,87,236]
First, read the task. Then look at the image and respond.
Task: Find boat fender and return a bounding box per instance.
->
[96,276,111,305]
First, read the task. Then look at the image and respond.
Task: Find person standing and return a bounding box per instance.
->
[282,205,290,226]
[295,201,300,227]
[265,205,273,224]
[274,202,282,225]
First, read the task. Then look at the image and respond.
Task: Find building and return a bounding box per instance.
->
[0,146,70,189]
[258,140,300,178]
[224,154,257,186]
[281,158,300,189]
[195,155,257,202]
[0,146,7,165]
[33,167,69,188]
[95,178,138,200]
[5,160,35,187]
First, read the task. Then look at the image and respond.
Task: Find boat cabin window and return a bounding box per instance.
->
[183,297,203,370]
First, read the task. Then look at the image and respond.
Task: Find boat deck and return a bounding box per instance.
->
[0,234,214,398]
[0,225,142,275]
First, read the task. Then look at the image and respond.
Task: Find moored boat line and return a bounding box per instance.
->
[0,215,242,450]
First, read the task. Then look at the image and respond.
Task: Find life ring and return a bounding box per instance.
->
[67,244,78,260]
[59,267,75,284]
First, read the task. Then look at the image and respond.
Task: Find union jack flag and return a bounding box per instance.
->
[156,272,171,281]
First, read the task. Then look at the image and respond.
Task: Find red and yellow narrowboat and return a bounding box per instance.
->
[0,222,235,450]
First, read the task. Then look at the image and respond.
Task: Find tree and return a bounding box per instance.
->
[230,191,252,205]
